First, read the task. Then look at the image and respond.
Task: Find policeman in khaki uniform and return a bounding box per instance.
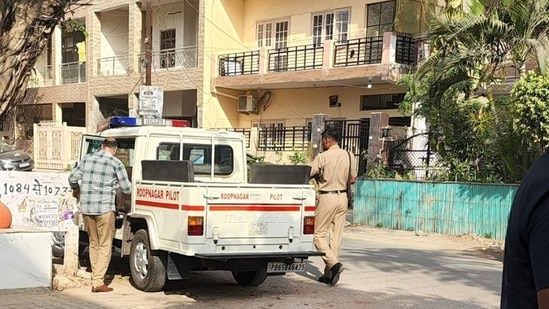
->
[310,127,357,286]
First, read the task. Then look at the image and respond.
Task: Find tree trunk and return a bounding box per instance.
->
[0,0,87,120]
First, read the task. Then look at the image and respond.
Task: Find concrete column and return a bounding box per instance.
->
[311,113,330,159]
[322,40,333,70]
[89,12,101,77]
[52,26,62,85]
[367,112,389,164]
[128,2,143,75]
[258,47,267,74]
[381,32,396,65]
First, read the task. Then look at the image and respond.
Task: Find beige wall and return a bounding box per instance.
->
[202,0,414,129]
[234,87,406,128]
[201,0,246,128]
[240,0,392,44]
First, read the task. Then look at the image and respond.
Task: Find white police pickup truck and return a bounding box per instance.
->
[75,116,321,292]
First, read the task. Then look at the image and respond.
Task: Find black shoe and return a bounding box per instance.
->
[318,276,330,284]
[329,263,344,286]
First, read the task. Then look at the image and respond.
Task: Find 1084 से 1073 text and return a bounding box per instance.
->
[1,179,70,196]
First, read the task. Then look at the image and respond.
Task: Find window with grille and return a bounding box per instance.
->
[257,23,273,48]
[312,9,349,46]
[257,20,288,48]
[360,93,404,110]
[366,1,395,37]
[160,29,176,68]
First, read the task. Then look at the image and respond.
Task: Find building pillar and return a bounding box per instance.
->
[311,113,330,159]
[128,2,143,75]
[381,32,396,65]
[367,112,389,164]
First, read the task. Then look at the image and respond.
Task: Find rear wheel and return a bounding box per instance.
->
[129,229,167,292]
[231,266,268,286]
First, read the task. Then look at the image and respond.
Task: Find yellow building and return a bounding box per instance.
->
[17,0,438,166]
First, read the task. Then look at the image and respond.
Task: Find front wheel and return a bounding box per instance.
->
[231,266,268,286]
[129,229,167,292]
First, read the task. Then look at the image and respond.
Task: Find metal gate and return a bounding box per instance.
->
[325,119,370,176]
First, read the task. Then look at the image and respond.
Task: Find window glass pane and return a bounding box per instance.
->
[275,21,288,49]
[313,15,322,45]
[367,3,380,27]
[266,23,272,47]
[325,13,334,40]
[360,93,405,111]
[366,27,379,37]
[160,29,176,50]
[257,24,264,47]
[380,1,395,26]
[334,10,349,42]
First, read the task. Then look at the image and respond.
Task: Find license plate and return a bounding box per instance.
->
[19,162,30,167]
[267,262,307,273]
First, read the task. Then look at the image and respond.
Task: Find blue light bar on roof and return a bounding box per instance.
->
[109,116,141,128]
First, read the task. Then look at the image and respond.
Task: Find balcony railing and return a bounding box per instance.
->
[215,127,251,148]
[97,55,132,76]
[268,44,323,72]
[333,37,383,67]
[216,32,419,79]
[257,126,311,151]
[28,65,54,88]
[60,61,86,84]
[140,46,198,72]
[395,34,416,65]
[219,51,260,76]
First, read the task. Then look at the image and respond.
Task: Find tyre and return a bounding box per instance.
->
[231,266,268,286]
[129,229,167,292]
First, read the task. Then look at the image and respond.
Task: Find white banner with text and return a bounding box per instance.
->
[0,171,77,231]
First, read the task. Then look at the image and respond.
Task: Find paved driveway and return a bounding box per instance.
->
[0,226,503,309]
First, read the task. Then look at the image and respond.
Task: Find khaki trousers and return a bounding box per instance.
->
[313,192,347,277]
[83,212,115,287]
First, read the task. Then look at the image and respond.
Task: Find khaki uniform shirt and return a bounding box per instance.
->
[310,145,357,191]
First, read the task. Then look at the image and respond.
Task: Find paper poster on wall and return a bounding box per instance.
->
[0,171,77,231]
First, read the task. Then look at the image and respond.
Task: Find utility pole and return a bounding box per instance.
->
[144,0,152,85]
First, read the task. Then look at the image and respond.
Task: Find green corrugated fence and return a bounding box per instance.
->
[353,179,519,241]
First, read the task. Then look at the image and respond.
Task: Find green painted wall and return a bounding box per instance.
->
[353,179,518,241]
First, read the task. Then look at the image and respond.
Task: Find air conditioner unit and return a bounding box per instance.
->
[237,95,257,112]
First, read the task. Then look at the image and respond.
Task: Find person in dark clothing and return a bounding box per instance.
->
[501,152,549,309]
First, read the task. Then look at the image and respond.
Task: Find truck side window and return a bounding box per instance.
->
[156,142,233,175]
[86,138,135,167]
[113,138,135,167]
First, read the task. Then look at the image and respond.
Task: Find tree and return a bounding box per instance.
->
[402,0,549,182]
[0,0,90,122]
[511,72,549,154]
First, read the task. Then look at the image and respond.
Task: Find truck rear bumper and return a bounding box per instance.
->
[194,251,324,261]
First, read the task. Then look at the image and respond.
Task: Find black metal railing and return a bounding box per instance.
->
[215,128,251,148]
[218,51,260,76]
[333,37,383,67]
[325,119,370,174]
[387,133,443,179]
[395,33,416,65]
[257,126,311,151]
[268,44,323,72]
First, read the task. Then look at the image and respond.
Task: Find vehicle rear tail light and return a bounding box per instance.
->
[303,216,315,234]
[188,216,204,236]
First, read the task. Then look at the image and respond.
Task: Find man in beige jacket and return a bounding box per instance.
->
[310,127,357,286]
